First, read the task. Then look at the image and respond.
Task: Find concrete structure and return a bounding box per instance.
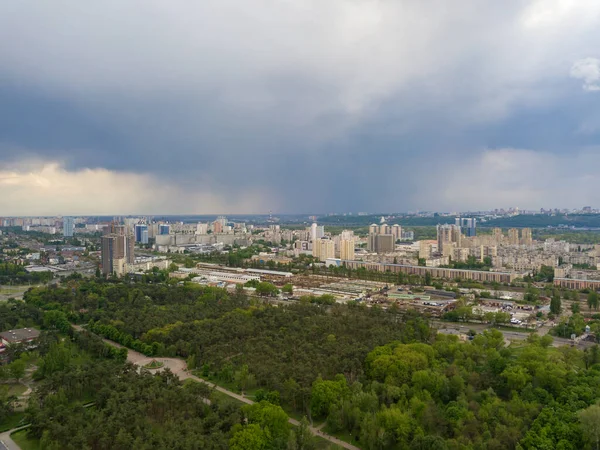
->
[391,224,402,241]
[63,216,74,237]
[508,228,519,246]
[554,277,600,290]
[437,224,461,254]
[159,224,171,235]
[343,260,521,283]
[340,239,355,261]
[135,224,149,244]
[521,228,533,246]
[313,239,335,261]
[368,234,395,254]
[101,223,135,276]
[456,217,476,237]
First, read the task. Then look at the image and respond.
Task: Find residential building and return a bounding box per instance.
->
[313,239,335,261]
[368,234,395,254]
[508,228,519,245]
[391,224,402,241]
[101,223,135,276]
[437,224,461,254]
[340,239,355,261]
[521,228,533,246]
[63,217,74,237]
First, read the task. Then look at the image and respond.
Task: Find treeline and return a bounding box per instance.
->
[313,332,600,449]
[24,278,600,448]
[0,262,53,285]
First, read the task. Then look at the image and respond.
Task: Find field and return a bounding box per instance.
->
[0,285,36,301]
[10,429,40,450]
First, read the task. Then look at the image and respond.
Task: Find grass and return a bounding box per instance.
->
[11,429,40,450]
[6,383,28,396]
[0,411,27,432]
[143,360,164,369]
[209,389,245,406]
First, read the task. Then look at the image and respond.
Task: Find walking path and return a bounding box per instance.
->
[0,425,29,450]
[75,326,360,449]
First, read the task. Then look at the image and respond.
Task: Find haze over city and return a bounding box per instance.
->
[2,1,600,215]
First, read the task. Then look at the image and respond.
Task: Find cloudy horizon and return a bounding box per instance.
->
[1,1,600,215]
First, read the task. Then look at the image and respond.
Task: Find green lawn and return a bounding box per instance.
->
[143,360,164,369]
[6,383,28,396]
[0,411,27,432]
[209,389,246,406]
[11,429,40,450]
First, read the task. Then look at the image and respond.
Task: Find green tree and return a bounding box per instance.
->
[571,301,581,314]
[310,375,348,418]
[282,284,293,295]
[579,404,600,450]
[424,272,432,286]
[287,417,316,450]
[588,291,599,310]
[256,282,280,297]
[550,294,562,315]
[230,424,269,450]
[9,359,26,382]
[243,401,290,447]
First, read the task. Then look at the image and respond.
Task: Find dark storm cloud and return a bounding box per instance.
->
[1,0,600,214]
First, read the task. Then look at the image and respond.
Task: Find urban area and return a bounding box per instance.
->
[3,209,600,449]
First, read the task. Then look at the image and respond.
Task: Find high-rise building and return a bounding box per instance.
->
[135,224,149,244]
[391,224,402,241]
[419,241,433,259]
[159,224,170,235]
[437,224,461,253]
[375,234,395,253]
[196,223,209,235]
[63,217,74,237]
[340,239,355,261]
[369,224,379,235]
[340,229,355,240]
[101,223,135,276]
[312,239,335,261]
[456,218,477,237]
[508,228,519,245]
[521,228,533,246]
[380,223,391,235]
[310,223,317,242]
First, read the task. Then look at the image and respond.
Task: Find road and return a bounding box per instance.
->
[0,425,30,450]
[74,326,361,450]
[434,321,597,349]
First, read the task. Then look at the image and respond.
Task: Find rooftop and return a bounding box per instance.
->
[0,327,41,343]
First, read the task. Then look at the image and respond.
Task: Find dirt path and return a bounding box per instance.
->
[75,325,360,449]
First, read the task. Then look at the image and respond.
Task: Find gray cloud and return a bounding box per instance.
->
[1,1,600,213]
[571,58,600,91]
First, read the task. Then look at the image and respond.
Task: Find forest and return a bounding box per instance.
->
[12,278,600,449]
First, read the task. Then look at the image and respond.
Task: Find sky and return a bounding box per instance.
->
[1,0,600,215]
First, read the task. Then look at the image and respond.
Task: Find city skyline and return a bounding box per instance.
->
[2,2,600,215]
